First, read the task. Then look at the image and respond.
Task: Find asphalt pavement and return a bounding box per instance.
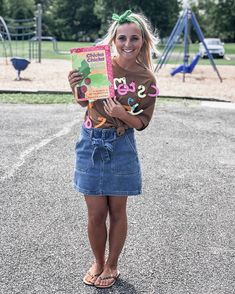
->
[0,100,234,294]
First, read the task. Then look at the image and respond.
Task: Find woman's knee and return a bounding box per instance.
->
[88,210,107,226]
[85,195,108,225]
[108,196,127,223]
[109,210,127,223]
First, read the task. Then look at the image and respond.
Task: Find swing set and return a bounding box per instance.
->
[0,5,42,80]
[155,9,222,83]
[0,4,68,80]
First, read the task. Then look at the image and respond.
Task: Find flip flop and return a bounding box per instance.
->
[95,270,120,289]
[83,270,103,286]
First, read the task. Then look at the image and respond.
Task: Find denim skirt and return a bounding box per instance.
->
[73,125,142,196]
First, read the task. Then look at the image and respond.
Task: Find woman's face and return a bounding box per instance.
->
[114,22,143,62]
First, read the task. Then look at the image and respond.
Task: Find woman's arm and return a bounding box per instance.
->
[103,97,143,130]
[68,70,88,107]
[116,109,143,129]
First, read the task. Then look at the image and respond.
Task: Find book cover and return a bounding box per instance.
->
[70,45,114,101]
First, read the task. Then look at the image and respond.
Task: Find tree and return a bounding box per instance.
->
[50,0,101,41]
[94,0,182,38]
[8,0,35,19]
[213,0,235,42]
[0,0,9,16]
[189,0,235,42]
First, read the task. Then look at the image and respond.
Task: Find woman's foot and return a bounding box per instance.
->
[83,262,104,286]
[94,266,120,288]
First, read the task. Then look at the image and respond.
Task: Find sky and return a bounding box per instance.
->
[182,0,198,8]
[183,0,190,8]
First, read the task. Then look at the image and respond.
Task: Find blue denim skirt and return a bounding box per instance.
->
[73,125,142,196]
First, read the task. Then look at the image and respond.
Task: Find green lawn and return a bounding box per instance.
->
[158,43,235,55]
[0,93,74,104]
[1,40,235,64]
[0,93,199,105]
[0,41,93,60]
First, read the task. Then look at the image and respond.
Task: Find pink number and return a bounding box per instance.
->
[84,116,92,128]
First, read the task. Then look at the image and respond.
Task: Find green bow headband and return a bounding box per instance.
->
[112,10,143,31]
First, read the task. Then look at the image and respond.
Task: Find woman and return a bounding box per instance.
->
[68,10,158,289]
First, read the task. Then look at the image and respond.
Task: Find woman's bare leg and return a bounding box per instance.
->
[95,196,128,287]
[84,195,108,283]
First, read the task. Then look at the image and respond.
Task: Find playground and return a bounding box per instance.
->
[1,57,235,102]
[1,6,235,102]
[0,4,235,294]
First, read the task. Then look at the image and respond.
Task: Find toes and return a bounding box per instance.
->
[86,274,94,283]
[95,277,114,287]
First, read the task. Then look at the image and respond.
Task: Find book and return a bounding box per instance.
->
[70,45,114,101]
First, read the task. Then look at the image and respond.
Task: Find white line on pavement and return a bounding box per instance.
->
[0,119,81,182]
[201,101,235,109]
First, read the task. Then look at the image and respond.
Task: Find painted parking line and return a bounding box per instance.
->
[201,101,235,109]
[0,118,81,182]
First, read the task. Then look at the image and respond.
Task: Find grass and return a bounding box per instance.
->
[0,93,74,104]
[0,41,93,60]
[0,93,199,105]
[158,43,235,55]
[1,41,235,64]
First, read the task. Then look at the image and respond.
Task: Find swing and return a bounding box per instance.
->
[5,16,34,80]
[170,53,200,75]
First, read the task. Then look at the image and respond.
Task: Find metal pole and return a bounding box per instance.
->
[183,9,189,82]
[191,11,222,82]
[155,11,186,72]
[36,3,42,63]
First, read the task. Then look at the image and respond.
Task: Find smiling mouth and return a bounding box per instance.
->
[123,49,134,53]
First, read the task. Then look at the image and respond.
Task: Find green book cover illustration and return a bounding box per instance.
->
[70,45,114,101]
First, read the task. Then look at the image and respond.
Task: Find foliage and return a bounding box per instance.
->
[94,0,182,38]
[0,0,234,42]
[213,0,235,42]
[0,0,9,15]
[7,0,35,19]
[48,0,101,41]
[189,0,235,42]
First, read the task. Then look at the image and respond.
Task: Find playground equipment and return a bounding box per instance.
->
[170,53,200,76]
[0,4,42,62]
[0,5,42,79]
[0,16,13,62]
[29,36,69,58]
[155,9,222,83]
[1,4,69,66]
[11,57,30,80]
[0,4,68,80]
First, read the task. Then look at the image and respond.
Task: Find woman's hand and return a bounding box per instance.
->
[103,97,127,119]
[68,70,88,107]
[68,70,83,93]
[104,97,143,129]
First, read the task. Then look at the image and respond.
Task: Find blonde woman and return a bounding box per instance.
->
[68,10,159,289]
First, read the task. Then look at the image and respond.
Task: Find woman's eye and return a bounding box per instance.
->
[118,36,126,41]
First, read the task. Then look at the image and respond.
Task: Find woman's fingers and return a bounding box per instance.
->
[105,97,116,109]
[113,96,121,104]
[103,100,110,114]
[69,71,83,81]
[68,70,83,90]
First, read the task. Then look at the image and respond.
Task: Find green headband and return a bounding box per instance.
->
[112,10,143,31]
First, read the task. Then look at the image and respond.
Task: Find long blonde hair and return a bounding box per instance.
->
[101,11,159,73]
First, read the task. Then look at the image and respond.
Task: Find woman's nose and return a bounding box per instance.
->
[125,39,131,47]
